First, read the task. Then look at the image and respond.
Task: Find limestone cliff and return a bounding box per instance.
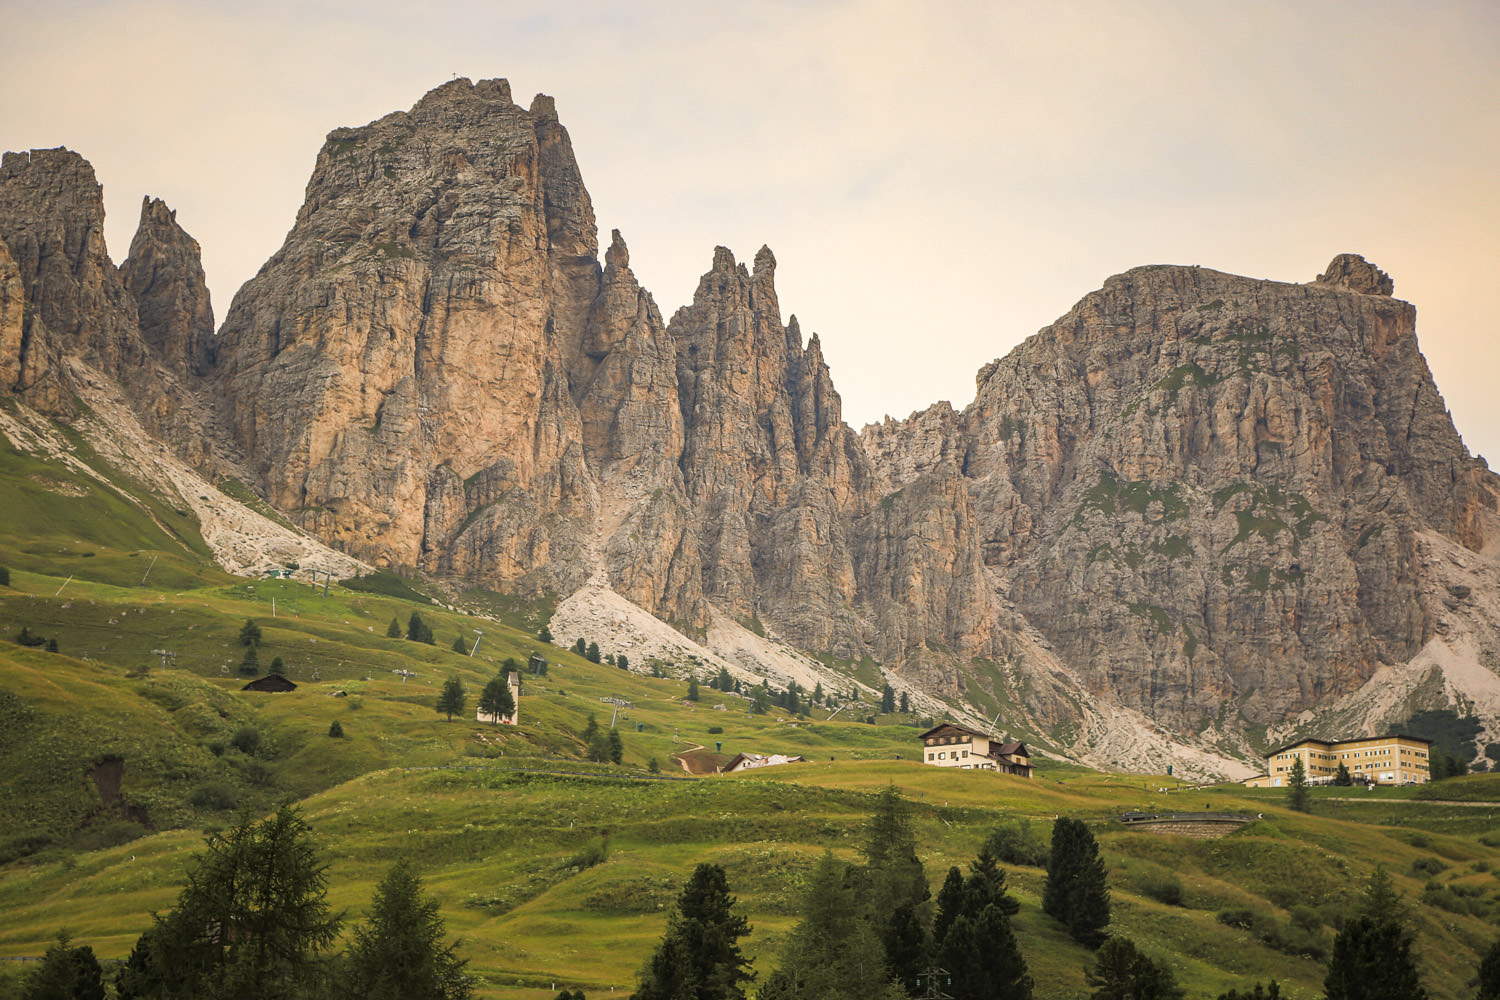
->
[864,257,1500,730]
[120,196,214,376]
[8,80,1499,763]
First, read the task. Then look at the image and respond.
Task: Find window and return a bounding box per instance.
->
[938,752,945,760]
[927,752,934,761]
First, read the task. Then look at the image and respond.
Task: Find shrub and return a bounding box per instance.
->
[0,565,9,586]
[985,817,1050,868]
[328,720,344,738]
[707,726,724,735]
[1412,856,1448,876]
[565,837,609,870]
[1137,871,1185,907]
[0,831,54,864]
[189,782,238,810]
[230,725,263,755]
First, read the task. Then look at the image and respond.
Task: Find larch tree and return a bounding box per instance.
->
[336,858,471,1000]
[116,805,340,1000]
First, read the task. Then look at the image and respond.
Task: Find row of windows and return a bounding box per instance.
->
[927,750,972,761]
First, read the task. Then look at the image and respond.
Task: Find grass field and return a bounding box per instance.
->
[2,439,1499,999]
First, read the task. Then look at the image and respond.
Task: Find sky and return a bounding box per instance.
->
[4,0,1498,460]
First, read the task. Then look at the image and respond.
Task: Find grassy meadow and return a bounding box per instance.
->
[1,430,1499,999]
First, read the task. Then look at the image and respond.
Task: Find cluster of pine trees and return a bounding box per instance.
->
[20,806,470,1000]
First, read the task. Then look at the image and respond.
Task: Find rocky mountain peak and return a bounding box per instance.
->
[0,147,145,388]
[120,196,213,376]
[604,228,630,270]
[1315,253,1394,296]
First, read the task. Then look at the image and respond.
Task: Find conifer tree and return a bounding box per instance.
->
[407,612,434,644]
[23,932,104,1000]
[387,617,402,638]
[859,785,932,988]
[538,625,553,643]
[117,805,339,1000]
[1287,757,1310,812]
[585,641,601,663]
[686,677,700,702]
[336,858,471,1000]
[436,677,465,722]
[1084,936,1183,1000]
[760,852,905,1000]
[607,728,624,764]
[478,675,515,726]
[881,683,896,713]
[1477,937,1500,1000]
[239,618,262,647]
[453,635,467,654]
[1334,762,1353,786]
[1044,818,1110,948]
[931,844,1029,1000]
[1325,866,1428,1000]
[633,863,753,1000]
[573,638,587,656]
[268,656,285,677]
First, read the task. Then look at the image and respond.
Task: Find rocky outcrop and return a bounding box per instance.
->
[863,258,1499,729]
[120,197,214,376]
[9,80,1497,755]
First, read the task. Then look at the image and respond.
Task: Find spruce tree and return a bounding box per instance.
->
[387,617,402,638]
[686,677,700,702]
[585,641,601,663]
[478,675,515,725]
[607,728,624,764]
[1477,937,1500,1000]
[538,625,553,643]
[1084,936,1183,1000]
[881,683,896,713]
[408,612,434,644]
[573,638,587,656]
[1325,866,1428,1000]
[1334,762,1353,786]
[436,677,465,722]
[634,863,754,1000]
[931,845,1030,1000]
[22,932,105,1000]
[337,858,472,1000]
[268,656,285,677]
[1044,818,1110,948]
[453,635,467,654]
[239,618,262,647]
[1287,757,1310,812]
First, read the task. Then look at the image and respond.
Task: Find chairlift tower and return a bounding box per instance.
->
[150,648,176,671]
[470,628,485,657]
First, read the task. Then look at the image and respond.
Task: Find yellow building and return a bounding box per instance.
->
[918,723,1033,778]
[1252,734,1431,787]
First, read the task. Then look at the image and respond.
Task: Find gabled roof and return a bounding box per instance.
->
[1266,733,1432,757]
[241,674,297,693]
[918,722,995,742]
[992,741,1029,758]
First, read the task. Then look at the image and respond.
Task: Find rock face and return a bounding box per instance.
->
[7,80,1499,753]
[120,197,214,376]
[0,149,216,429]
[862,259,1499,728]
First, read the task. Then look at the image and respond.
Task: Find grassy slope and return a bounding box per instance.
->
[1,442,1499,998]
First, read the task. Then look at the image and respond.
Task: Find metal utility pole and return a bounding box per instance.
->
[915,967,953,1000]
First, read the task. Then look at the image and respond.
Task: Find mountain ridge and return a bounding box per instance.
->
[3,77,1498,775]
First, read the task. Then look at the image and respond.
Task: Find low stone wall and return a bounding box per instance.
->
[1115,813,1254,839]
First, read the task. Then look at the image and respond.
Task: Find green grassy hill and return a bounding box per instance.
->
[2,428,1499,999]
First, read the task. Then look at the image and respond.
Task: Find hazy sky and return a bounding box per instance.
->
[5,1,1498,460]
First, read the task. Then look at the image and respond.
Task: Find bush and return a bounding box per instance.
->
[707,726,724,735]
[1412,856,1448,876]
[230,725,263,755]
[0,831,54,864]
[0,565,9,586]
[986,817,1050,868]
[328,720,344,738]
[1137,871,1185,906]
[74,819,149,851]
[565,837,609,870]
[189,782,238,810]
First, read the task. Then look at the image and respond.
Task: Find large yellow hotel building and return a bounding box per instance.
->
[1243,734,1432,787]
